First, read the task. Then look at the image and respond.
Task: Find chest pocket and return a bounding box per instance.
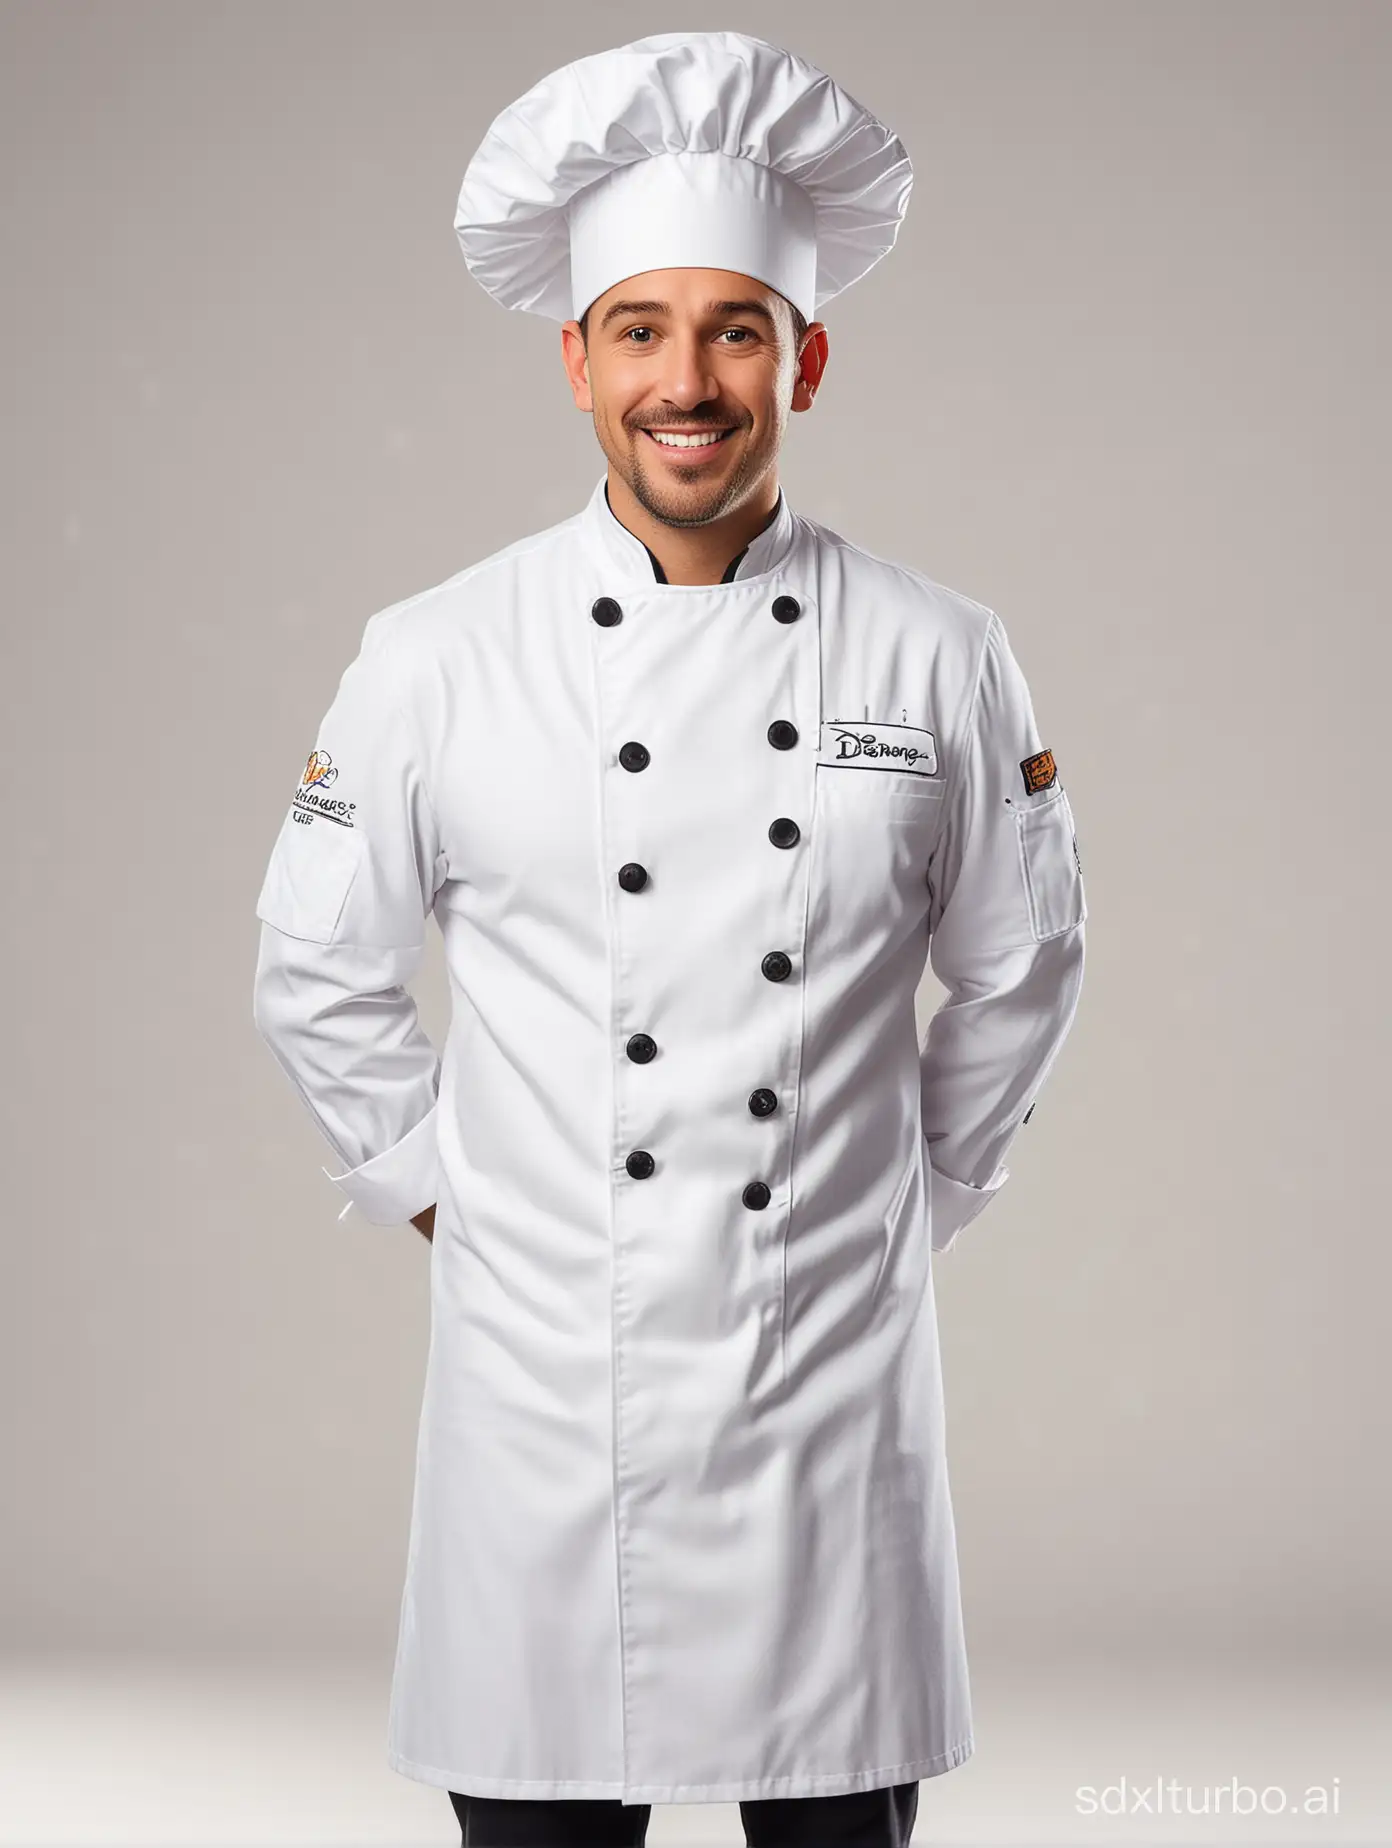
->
[814,764,946,825]
[809,766,946,952]
[810,765,947,930]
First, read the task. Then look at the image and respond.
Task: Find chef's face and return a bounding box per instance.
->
[560,268,827,528]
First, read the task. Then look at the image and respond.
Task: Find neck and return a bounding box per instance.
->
[605,467,781,586]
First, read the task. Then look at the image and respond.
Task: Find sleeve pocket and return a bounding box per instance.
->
[255,814,364,944]
[1015,789,1086,941]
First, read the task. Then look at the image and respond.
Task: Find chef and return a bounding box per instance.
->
[252,29,1087,1848]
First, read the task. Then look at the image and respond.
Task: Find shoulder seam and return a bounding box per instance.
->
[370,519,581,631]
[354,621,443,855]
[808,525,998,625]
[941,612,999,820]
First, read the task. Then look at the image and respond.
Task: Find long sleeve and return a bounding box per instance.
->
[252,611,446,1227]
[919,611,1087,1254]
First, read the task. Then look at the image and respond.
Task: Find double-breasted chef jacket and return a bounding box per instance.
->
[253,469,1087,1804]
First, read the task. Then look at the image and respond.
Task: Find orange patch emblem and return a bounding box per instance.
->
[1019,748,1057,794]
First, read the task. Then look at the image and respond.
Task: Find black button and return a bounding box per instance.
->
[768,817,800,849]
[748,1088,778,1118]
[761,950,793,982]
[619,741,650,772]
[591,596,623,627]
[626,1150,655,1179]
[771,595,801,623]
[742,1181,772,1209]
[618,862,649,892]
[626,1032,657,1063]
[767,720,799,750]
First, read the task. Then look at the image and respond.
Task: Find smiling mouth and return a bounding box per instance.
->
[640,427,736,454]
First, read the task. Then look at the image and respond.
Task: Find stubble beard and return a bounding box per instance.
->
[614,420,759,530]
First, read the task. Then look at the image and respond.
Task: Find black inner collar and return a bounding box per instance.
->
[605,481,779,583]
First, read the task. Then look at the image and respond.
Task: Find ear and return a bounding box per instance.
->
[561,321,593,412]
[792,323,829,412]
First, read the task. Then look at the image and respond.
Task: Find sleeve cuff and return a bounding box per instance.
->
[927,1157,1010,1254]
[322,1103,440,1227]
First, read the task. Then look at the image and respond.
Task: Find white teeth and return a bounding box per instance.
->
[648,429,729,447]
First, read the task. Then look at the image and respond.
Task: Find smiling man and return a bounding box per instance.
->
[252,29,1087,1848]
[562,271,826,587]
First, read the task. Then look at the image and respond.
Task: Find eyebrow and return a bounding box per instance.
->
[597,297,778,332]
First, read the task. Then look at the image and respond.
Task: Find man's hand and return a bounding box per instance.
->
[410,1203,436,1242]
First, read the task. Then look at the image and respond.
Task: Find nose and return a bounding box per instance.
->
[653,331,722,413]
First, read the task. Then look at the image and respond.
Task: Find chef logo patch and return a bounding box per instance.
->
[819,719,938,777]
[1019,747,1057,794]
[290,750,357,828]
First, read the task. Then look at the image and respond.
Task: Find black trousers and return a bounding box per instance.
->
[448,1781,919,1845]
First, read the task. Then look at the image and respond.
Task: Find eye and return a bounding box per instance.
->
[620,326,757,346]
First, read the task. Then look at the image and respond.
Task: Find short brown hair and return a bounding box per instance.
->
[579,296,808,350]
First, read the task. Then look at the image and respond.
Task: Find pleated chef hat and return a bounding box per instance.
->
[454,32,913,325]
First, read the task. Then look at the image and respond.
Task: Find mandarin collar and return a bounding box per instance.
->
[582,472,797,588]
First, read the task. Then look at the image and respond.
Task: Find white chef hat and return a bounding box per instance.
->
[454,32,913,326]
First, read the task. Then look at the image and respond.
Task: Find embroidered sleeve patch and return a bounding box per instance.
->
[1019,747,1058,795]
[291,750,357,829]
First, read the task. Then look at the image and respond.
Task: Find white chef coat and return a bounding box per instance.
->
[252,472,1086,1803]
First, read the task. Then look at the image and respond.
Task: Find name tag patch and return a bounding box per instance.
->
[818,719,938,776]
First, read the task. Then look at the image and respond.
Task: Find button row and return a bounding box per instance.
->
[621,819,798,877]
[592,595,802,627]
[597,588,805,1211]
[619,724,800,771]
[621,1154,770,1209]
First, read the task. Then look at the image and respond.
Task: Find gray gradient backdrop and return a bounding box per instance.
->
[2,2,1388,1843]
